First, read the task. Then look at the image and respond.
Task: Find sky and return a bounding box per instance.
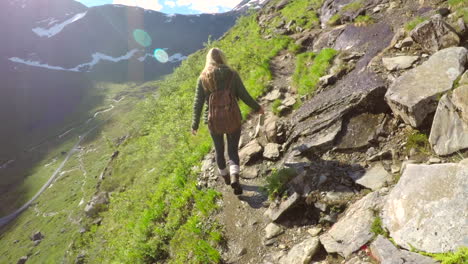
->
[76,0,244,14]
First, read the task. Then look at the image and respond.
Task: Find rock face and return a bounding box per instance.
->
[352,163,392,191]
[382,161,468,253]
[287,22,391,157]
[279,237,320,264]
[382,56,418,71]
[336,113,385,150]
[410,16,460,54]
[320,191,385,257]
[429,85,468,155]
[371,236,437,264]
[385,47,467,128]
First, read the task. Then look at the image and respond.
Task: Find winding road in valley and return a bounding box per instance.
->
[0,103,119,228]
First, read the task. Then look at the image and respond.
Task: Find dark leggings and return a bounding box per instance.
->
[210,129,241,170]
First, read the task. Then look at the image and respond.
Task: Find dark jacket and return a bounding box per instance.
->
[191,65,260,131]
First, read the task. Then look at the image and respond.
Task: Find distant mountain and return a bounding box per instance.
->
[0,0,270,157]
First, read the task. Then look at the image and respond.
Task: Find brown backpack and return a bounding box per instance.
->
[207,72,242,134]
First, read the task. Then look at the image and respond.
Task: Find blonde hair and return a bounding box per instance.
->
[200,48,230,92]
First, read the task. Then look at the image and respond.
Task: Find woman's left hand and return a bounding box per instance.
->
[191,129,198,135]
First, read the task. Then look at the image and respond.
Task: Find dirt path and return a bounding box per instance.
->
[206,50,296,264]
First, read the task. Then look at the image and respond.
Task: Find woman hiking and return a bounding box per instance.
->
[191,48,264,195]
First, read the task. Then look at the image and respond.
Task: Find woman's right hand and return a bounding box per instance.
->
[191,129,198,135]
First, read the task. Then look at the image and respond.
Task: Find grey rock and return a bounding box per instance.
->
[427,157,441,164]
[382,161,468,252]
[429,85,468,155]
[391,164,400,174]
[352,163,392,191]
[17,256,28,264]
[265,223,284,239]
[239,140,263,165]
[367,150,392,161]
[410,16,460,54]
[385,47,467,128]
[84,192,109,217]
[264,143,281,160]
[283,96,297,107]
[241,166,259,179]
[382,56,419,71]
[400,37,414,48]
[31,231,44,242]
[264,89,282,101]
[307,227,322,237]
[320,192,385,257]
[265,192,300,221]
[279,237,320,264]
[264,115,279,143]
[371,235,437,264]
[319,74,337,86]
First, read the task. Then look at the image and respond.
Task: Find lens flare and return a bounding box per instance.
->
[153,49,169,63]
[133,29,152,47]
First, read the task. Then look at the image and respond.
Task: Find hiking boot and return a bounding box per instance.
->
[229,164,242,195]
[230,174,243,195]
[219,168,230,185]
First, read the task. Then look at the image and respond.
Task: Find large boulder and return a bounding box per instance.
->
[382,161,468,253]
[371,236,437,264]
[429,85,468,155]
[385,47,467,128]
[410,16,460,54]
[320,191,386,257]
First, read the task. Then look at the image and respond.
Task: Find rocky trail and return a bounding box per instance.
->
[199,0,468,263]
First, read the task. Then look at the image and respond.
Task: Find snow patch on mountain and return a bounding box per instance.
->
[9,57,76,72]
[232,0,269,11]
[73,49,140,71]
[32,12,87,38]
[9,49,186,72]
[138,52,187,63]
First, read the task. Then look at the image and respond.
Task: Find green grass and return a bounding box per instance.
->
[263,168,297,199]
[342,0,364,12]
[0,85,144,263]
[354,15,374,25]
[424,247,468,264]
[406,131,430,154]
[411,246,468,264]
[448,0,465,7]
[328,14,341,25]
[272,99,283,116]
[404,17,427,31]
[371,216,389,239]
[292,48,338,96]
[278,0,322,29]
